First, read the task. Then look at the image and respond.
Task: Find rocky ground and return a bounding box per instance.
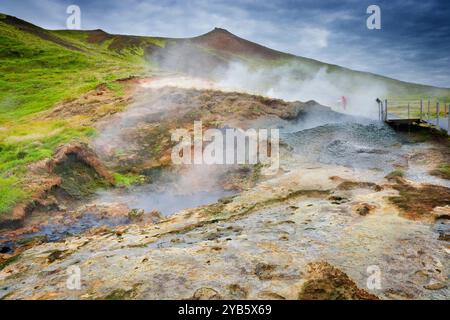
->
[0,164,448,300]
[0,78,449,300]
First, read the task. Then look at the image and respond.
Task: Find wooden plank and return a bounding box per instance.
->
[386,119,420,125]
[437,102,440,127]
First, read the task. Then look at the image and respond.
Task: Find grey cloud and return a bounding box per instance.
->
[1,0,449,87]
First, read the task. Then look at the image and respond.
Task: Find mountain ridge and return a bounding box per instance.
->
[2,14,450,90]
[1,13,450,96]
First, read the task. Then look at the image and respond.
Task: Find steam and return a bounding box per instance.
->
[216,61,387,119]
[92,87,242,216]
[149,42,388,119]
[96,164,236,216]
[91,43,389,216]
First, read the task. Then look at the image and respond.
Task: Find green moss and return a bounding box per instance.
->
[430,164,450,180]
[389,180,450,218]
[102,289,133,300]
[100,286,140,300]
[113,173,147,187]
[128,208,144,220]
[386,169,405,180]
[251,163,263,183]
[0,254,21,271]
[337,181,382,191]
[218,195,236,205]
[53,154,109,199]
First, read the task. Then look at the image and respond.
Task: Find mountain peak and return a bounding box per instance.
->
[191,27,289,60]
[211,27,232,34]
[201,27,235,38]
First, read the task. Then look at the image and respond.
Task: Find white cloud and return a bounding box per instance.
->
[299,27,330,49]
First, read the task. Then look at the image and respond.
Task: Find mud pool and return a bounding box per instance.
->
[96,186,236,216]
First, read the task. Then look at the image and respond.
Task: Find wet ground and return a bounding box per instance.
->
[1,160,448,300]
[1,115,448,254]
[0,82,449,299]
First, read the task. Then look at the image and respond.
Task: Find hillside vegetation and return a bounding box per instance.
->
[0,14,163,216]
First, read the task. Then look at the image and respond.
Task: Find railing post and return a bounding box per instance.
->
[378,100,381,121]
[384,99,388,121]
[448,106,450,135]
[437,102,440,127]
[428,99,430,119]
[420,99,423,121]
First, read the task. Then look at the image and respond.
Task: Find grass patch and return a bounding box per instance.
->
[106,82,126,97]
[389,180,450,219]
[113,173,147,187]
[100,285,141,300]
[0,125,96,174]
[0,177,28,215]
[0,124,96,215]
[0,15,157,214]
[386,169,404,180]
[430,164,450,180]
[0,17,152,122]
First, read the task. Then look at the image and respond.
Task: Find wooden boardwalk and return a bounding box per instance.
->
[426,118,449,132]
[380,99,450,135]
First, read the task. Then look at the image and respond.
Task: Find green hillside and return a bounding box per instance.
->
[0,14,164,216]
[0,14,164,122]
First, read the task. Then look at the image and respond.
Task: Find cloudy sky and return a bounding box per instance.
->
[1,0,449,87]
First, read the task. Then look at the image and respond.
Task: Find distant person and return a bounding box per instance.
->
[341,96,348,110]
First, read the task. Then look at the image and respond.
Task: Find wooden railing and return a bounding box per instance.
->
[378,99,450,134]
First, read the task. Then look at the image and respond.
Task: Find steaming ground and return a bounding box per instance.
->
[90,75,382,218]
[217,62,387,119]
[141,57,388,119]
[52,76,450,222]
[149,37,389,118]
[90,77,446,221]
[1,75,449,300]
[95,165,237,216]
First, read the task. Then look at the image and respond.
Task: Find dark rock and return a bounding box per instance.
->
[298,262,379,300]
